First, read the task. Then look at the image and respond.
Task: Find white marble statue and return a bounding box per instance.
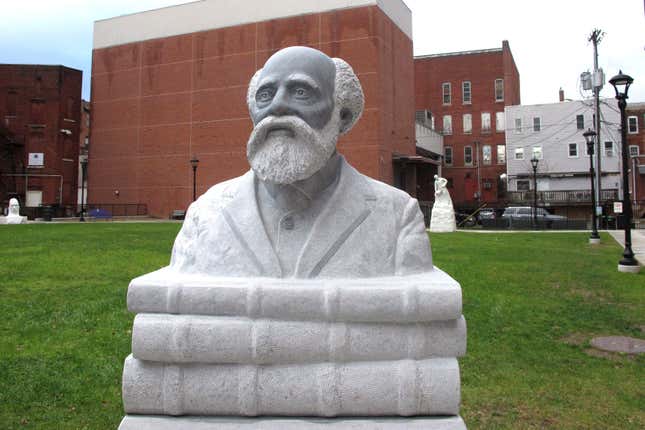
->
[430,175,457,232]
[170,46,432,278]
[0,198,27,224]
[119,47,466,430]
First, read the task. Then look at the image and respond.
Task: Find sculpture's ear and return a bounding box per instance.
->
[339,107,354,135]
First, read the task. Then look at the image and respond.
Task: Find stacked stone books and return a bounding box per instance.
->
[119,267,467,429]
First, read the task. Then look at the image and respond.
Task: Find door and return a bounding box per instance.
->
[26,191,43,207]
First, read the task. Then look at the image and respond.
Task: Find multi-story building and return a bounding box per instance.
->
[505,98,621,219]
[414,41,521,211]
[0,64,82,214]
[626,102,645,219]
[90,0,419,218]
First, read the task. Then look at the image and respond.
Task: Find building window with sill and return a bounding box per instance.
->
[568,143,578,158]
[514,117,522,133]
[463,113,472,134]
[462,81,471,104]
[442,82,451,105]
[464,146,473,166]
[517,180,530,191]
[497,145,506,164]
[533,117,541,132]
[495,78,504,102]
[629,145,639,157]
[515,147,524,160]
[443,115,452,135]
[481,112,491,133]
[628,116,638,134]
[576,114,584,130]
[482,144,492,165]
[604,141,614,157]
[444,146,453,166]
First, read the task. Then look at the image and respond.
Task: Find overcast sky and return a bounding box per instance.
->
[2,0,644,105]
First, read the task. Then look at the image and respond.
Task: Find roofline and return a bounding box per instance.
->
[0,64,83,73]
[415,47,502,60]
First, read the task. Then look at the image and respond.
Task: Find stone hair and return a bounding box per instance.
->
[246,57,364,135]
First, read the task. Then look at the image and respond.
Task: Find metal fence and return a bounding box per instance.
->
[18,203,147,220]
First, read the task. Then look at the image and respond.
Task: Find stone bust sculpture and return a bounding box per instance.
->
[2,198,27,224]
[170,46,432,278]
[8,198,20,216]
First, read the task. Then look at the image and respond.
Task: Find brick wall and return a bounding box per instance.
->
[0,65,82,208]
[414,42,521,209]
[90,5,414,218]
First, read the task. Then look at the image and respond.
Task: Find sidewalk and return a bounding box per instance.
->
[608,229,645,266]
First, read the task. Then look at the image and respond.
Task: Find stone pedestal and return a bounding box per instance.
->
[119,268,467,428]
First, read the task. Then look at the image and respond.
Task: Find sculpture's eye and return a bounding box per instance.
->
[293,87,310,100]
[256,88,274,103]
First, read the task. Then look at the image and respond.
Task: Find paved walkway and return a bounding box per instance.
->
[608,229,645,266]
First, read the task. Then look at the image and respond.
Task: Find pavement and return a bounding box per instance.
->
[608,229,645,266]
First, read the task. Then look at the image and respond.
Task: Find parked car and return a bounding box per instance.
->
[501,206,566,227]
[478,208,496,220]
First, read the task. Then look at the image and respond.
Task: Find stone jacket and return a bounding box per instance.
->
[169,157,432,278]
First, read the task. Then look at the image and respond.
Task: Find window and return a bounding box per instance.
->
[495,78,504,101]
[463,114,472,134]
[629,145,639,157]
[443,115,452,135]
[6,90,17,116]
[628,116,638,134]
[30,99,45,124]
[517,180,530,191]
[444,146,453,166]
[482,145,492,165]
[66,97,74,119]
[568,143,578,158]
[533,117,541,132]
[462,81,471,104]
[464,146,473,166]
[442,82,451,105]
[604,141,614,157]
[496,112,505,133]
[514,118,522,133]
[84,137,89,147]
[576,114,584,130]
[481,112,491,132]
[515,148,524,160]
[532,146,543,159]
[497,145,506,164]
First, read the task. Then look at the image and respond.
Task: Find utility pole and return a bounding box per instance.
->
[588,29,604,228]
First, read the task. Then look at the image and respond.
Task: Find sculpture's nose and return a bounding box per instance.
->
[266,88,293,117]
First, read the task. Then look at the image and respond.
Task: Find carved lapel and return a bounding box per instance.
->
[294,158,374,278]
[220,171,282,278]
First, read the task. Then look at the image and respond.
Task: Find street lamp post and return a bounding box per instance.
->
[190,156,199,202]
[583,129,600,244]
[609,70,639,273]
[79,157,88,222]
[530,157,539,228]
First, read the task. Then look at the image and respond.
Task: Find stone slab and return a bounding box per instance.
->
[118,415,467,430]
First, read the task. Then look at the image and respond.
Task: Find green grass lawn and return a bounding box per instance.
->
[0,224,643,429]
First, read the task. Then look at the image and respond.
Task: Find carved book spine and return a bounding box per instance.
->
[122,356,460,417]
[127,280,462,322]
[132,314,466,364]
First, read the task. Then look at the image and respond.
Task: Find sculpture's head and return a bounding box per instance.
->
[8,198,19,216]
[246,46,364,184]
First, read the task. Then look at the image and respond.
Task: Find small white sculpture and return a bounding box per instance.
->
[430,175,456,232]
[1,198,27,224]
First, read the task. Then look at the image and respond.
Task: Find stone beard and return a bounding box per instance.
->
[246,108,340,185]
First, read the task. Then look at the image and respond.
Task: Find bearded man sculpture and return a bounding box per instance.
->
[170,46,432,278]
[1,198,27,224]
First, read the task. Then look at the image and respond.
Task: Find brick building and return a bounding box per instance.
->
[0,64,82,214]
[414,41,521,211]
[90,0,417,218]
[78,100,90,206]
[626,102,645,218]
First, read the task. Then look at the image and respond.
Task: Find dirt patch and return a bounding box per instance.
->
[560,332,588,346]
[590,336,645,354]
